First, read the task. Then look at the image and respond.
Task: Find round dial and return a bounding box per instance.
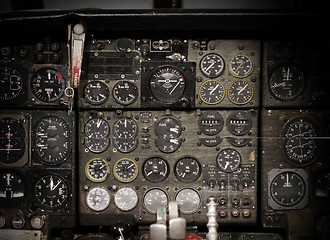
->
[217,148,241,173]
[175,188,201,214]
[143,157,169,183]
[175,156,201,183]
[282,118,320,166]
[113,137,138,153]
[34,174,68,209]
[154,138,181,153]
[199,80,225,105]
[150,66,185,104]
[228,80,253,105]
[114,187,138,211]
[84,81,109,105]
[86,187,110,212]
[0,171,25,208]
[200,53,225,78]
[113,118,138,139]
[270,171,306,207]
[113,158,138,183]
[269,65,305,102]
[34,116,71,165]
[155,116,182,140]
[85,158,110,183]
[198,111,224,136]
[0,66,24,102]
[229,54,254,78]
[113,81,138,105]
[226,111,252,136]
[31,68,66,102]
[85,136,109,153]
[85,118,110,138]
[143,188,169,214]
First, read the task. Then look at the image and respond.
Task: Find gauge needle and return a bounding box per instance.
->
[209,84,219,95]
[52,180,62,191]
[97,118,102,128]
[224,161,230,170]
[169,127,179,133]
[286,67,290,81]
[127,164,134,169]
[286,173,290,187]
[235,61,244,74]
[238,84,248,95]
[205,62,215,72]
[50,177,54,191]
[169,78,183,95]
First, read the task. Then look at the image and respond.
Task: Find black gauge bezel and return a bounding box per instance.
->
[142,157,170,183]
[112,80,138,106]
[199,53,225,78]
[84,80,109,105]
[174,156,201,183]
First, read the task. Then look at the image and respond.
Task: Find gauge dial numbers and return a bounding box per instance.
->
[143,188,169,214]
[229,54,254,78]
[86,187,110,212]
[113,158,138,183]
[175,188,201,214]
[114,187,138,212]
[0,66,24,103]
[84,81,109,105]
[85,158,110,183]
[200,53,225,78]
[155,116,182,140]
[85,118,110,138]
[143,157,169,183]
[174,156,201,183]
[0,171,26,208]
[199,80,225,105]
[113,118,138,139]
[217,148,241,173]
[113,81,138,106]
[113,137,138,153]
[228,80,253,105]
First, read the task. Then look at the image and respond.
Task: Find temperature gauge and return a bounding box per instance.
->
[174,156,201,183]
[143,157,169,183]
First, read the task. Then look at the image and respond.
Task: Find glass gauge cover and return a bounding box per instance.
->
[84,81,109,105]
[85,158,110,183]
[175,188,201,214]
[199,80,225,105]
[0,171,26,208]
[229,54,254,78]
[228,80,253,105]
[85,118,110,139]
[113,81,138,105]
[0,66,24,102]
[143,188,169,214]
[217,148,241,173]
[198,111,224,136]
[114,137,138,153]
[85,136,109,153]
[143,157,169,183]
[175,156,201,183]
[31,68,66,102]
[154,138,181,153]
[113,158,138,183]
[155,116,182,140]
[114,187,138,211]
[113,118,138,139]
[86,187,110,212]
[226,110,252,136]
[200,53,225,78]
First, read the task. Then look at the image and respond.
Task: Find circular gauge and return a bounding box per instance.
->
[217,148,241,173]
[85,136,109,153]
[0,118,26,163]
[229,54,254,78]
[143,157,169,183]
[316,215,330,240]
[226,111,252,136]
[34,174,68,209]
[114,137,138,153]
[269,65,305,102]
[199,80,225,105]
[113,118,138,139]
[198,111,224,136]
[84,81,109,105]
[143,188,169,214]
[282,118,320,167]
[150,66,185,104]
[200,53,225,78]
[113,158,138,183]
[0,66,24,102]
[34,116,71,165]
[175,188,201,214]
[155,116,182,140]
[175,156,201,183]
[31,67,66,102]
[114,187,138,211]
[85,158,110,183]
[86,187,110,212]
[85,118,110,138]
[154,138,181,153]
[270,171,306,207]
[0,171,26,208]
[113,81,138,106]
[228,80,253,105]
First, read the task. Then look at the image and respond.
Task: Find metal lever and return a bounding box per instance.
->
[206,197,218,240]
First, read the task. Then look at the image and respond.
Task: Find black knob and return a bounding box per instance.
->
[111,221,131,240]
[172,40,183,53]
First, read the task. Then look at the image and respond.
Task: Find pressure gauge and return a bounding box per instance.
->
[228,80,253,105]
[86,187,110,212]
[229,54,254,78]
[217,148,241,173]
[0,171,26,208]
[113,81,138,105]
[143,188,169,214]
[113,158,138,183]
[0,66,24,102]
[200,53,225,78]
[114,187,138,211]
[84,81,109,105]
[174,156,201,183]
[175,188,201,214]
[113,137,138,153]
[113,118,138,139]
[85,158,110,183]
[199,80,225,105]
[143,157,169,183]
[85,118,110,138]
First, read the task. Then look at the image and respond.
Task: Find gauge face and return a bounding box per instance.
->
[150,66,185,104]
[85,136,109,153]
[34,174,68,209]
[0,171,25,208]
[217,148,241,173]
[155,116,182,140]
[200,53,225,78]
[269,65,305,102]
[113,158,138,183]
[85,118,110,138]
[113,137,138,153]
[114,187,138,211]
[31,68,66,102]
[86,187,110,212]
[229,54,254,78]
[226,111,252,136]
[34,116,71,165]
[113,118,138,139]
[84,81,109,105]
[198,111,224,136]
[85,158,110,183]
[282,118,320,167]
[113,81,138,105]
[199,80,225,105]
[154,138,181,154]
[228,80,253,105]
[143,157,169,183]
[175,188,201,214]
[0,66,24,102]
[175,156,201,183]
[143,188,169,214]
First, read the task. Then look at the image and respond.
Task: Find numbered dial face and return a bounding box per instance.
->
[199,80,225,105]
[150,66,185,104]
[226,111,252,136]
[114,137,138,153]
[114,187,138,211]
[86,187,110,212]
[0,66,24,102]
[228,80,253,105]
[34,116,71,165]
[143,157,169,183]
[31,68,66,102]
[85,158,110,183]
[229,54,254,78]
[0,171,25,208]
[175,157,201,183]
[85,136,109,153]
[269,65,305,101]
[85,118,110,138]
[200,53,225,78]
[143,188,169,214]
[217,148,241,173]
[113,118,138,139]
[175,188,201,214]
[34,174,68,209]
[283,118,320,166]
[155,116,182,140]
[84,81,109,105]
[113,158,138,183]
[113,81,138,105]
[270,172,306,207]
